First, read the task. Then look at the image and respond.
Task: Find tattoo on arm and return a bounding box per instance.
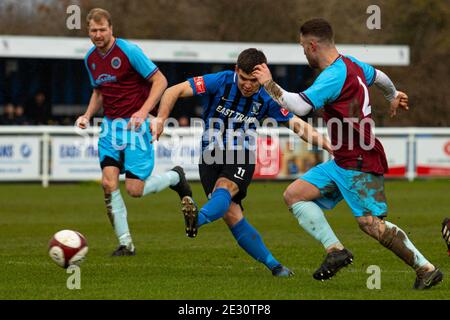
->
[263,80,283,101]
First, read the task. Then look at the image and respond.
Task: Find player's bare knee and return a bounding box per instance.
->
[102,177,118,194]
[126,185,143,198]
[215,178,238,196]
[283,187,299,206]
[127,190,142,198]
[357,216,373,232]
[283,180,320,206]
[283,186,307,207]
[357,216,383,240]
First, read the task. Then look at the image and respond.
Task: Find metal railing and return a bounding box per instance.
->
[0,126,449,186]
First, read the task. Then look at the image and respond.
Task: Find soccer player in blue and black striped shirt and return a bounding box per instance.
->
[154,48,331,277]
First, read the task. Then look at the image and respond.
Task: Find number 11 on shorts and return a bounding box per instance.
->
[233,167,246,180]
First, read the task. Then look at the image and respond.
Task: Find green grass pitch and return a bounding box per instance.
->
[0,180,448,300]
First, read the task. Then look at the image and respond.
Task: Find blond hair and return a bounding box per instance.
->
[86,8,112,27]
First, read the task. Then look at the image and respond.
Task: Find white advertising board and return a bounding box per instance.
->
[51,137,101,180]
[0,136,40,180]
[416,137,450,176]
[153,136,201,180]
[378,137,408,177]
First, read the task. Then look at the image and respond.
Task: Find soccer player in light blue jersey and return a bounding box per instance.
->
[76,8,194,257]
[253,18,442,289]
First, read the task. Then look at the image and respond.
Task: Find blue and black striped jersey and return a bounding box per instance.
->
[187,70,293,150]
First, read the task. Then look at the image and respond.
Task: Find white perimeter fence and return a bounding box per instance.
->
[0,126,449,187]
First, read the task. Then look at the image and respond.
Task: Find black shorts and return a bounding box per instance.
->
[198,149,255,208]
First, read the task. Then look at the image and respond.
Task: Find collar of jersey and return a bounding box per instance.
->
[97,38,117,59]
[332,54,343,65]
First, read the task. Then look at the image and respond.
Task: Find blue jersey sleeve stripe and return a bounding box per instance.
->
[145,67,159,80]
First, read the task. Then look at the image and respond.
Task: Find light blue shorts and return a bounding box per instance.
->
[98,117,154,180]
[300,160,387,217]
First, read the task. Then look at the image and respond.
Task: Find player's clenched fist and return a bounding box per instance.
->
[76,115,90,129]
[127,110,148,131]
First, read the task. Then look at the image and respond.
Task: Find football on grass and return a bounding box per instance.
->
[48,230,88,268]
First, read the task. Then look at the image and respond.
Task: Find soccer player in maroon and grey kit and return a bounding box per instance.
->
[76,8,193,256]
[253,18,443,289]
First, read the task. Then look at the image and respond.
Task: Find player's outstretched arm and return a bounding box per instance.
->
[76,89,103,129]
[151,81,194,142]
[373,69,409,117]
[285,116,333,154]
[253,63,313,116]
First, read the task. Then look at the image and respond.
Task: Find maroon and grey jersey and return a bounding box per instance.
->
[300,55,388,175]
[84,38,159,119]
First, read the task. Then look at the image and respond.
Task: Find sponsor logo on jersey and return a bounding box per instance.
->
[95,74,117,85]
[111,57,122,69]
[280,108,290,117]
[216,105,257,124]
[193,76,206,94]
[251,102,261,115]
[91,63,96,71]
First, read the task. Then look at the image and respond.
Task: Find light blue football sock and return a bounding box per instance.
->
[142,171,180,196]
[291,201,341,249]
[197,188,232,227]
[108,190,133,247]
[230,218,280,270]
[384,221,429,270]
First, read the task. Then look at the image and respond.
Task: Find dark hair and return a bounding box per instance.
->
[87,8,112,27]
[300,18,334,42]
[237,48,267,74]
